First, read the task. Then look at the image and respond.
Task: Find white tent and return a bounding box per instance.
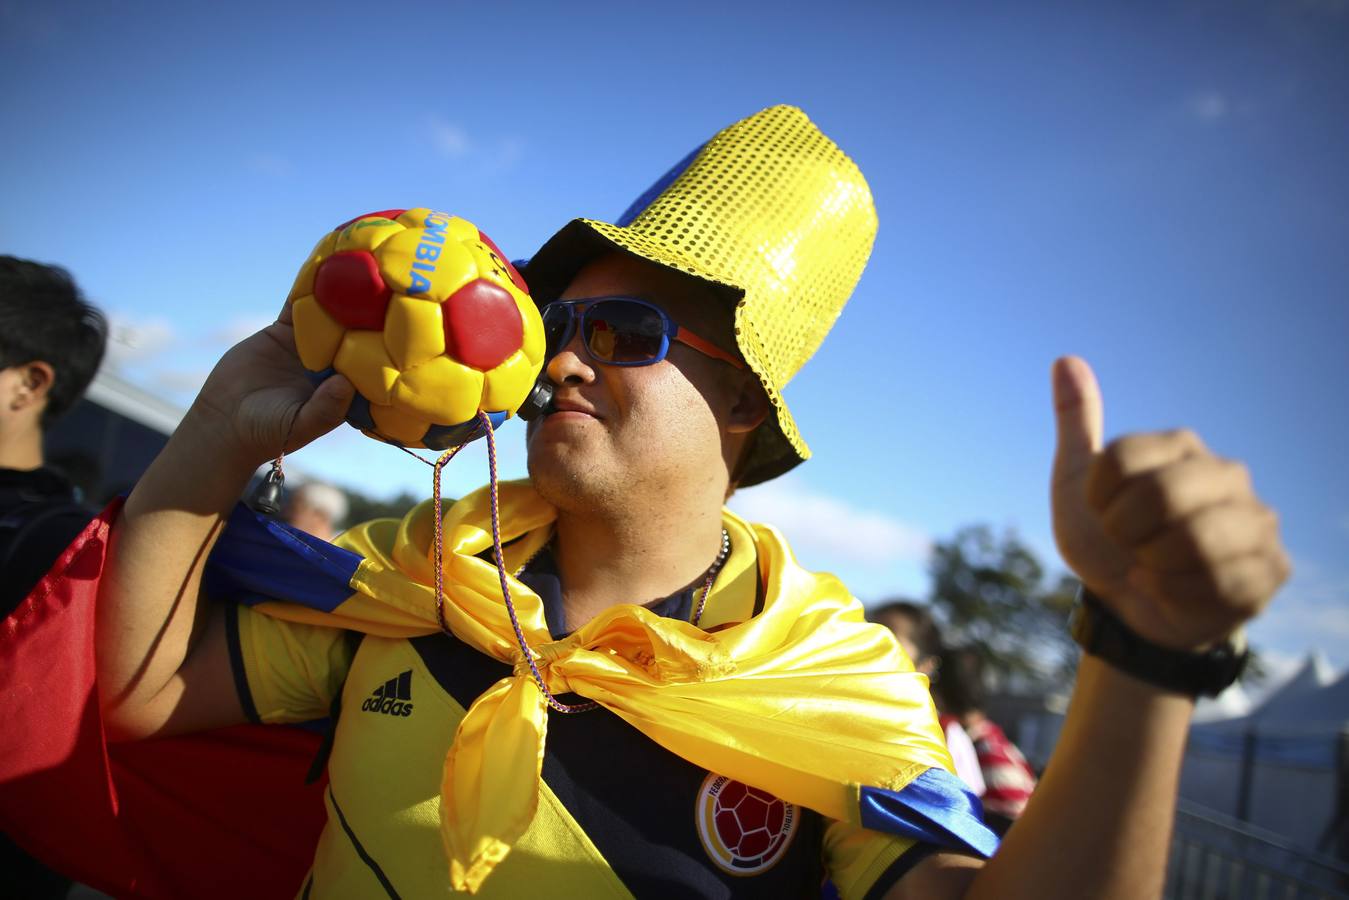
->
[1248,650,1338,718]
[1180,652,1347,855]
[1193,681,1253,724]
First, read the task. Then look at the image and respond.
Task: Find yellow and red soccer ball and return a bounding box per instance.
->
[287,208,545,449]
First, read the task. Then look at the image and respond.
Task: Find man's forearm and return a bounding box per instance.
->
[962,654,1193,899]
[95,407,259,733]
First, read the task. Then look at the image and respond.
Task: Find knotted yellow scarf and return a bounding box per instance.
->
[257,480,953,893]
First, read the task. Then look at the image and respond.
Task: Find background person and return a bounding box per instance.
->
[870,600,987,797]
[0,255,108,618]
[935,646,1039,837]
[280,480,348,542]
[0,255,108,900]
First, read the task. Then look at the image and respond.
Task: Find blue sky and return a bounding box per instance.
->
[3,0,1346,675]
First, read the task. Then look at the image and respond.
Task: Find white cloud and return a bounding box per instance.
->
[1281,557,1349,608]
[1248,556,1349,669]
[421,118,525,173]
[152,369,211,394]
[1181,88,1270,127]
[1283,599,1349,642]
[729,475,931,566]
[104,315,175,368]
[247,153,293,178]
[427,116,471,157]
[207,315,273,347]
[481,136,526,174]
[1186,90,1231,124]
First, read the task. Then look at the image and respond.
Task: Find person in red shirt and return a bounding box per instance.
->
[935,647,1038,836]
[869,601,988,798]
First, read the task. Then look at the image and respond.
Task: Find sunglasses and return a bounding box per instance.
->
[541,296,746,369]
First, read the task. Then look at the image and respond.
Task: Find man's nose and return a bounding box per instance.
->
[545,327,596,386]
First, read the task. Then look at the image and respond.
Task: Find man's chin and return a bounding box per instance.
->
[527,449,613,511]
[527,444,581,487]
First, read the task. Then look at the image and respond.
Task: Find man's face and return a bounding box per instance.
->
[525,253,757,514]
[282,502,335,541]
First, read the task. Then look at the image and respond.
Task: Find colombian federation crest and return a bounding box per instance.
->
[694,772,799,875]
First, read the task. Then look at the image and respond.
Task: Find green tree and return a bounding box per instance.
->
[927,524,1078,692]
[929,525,1269,694]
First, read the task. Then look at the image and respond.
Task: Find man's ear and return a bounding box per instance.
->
[726,373,770,435]
[13,362,55,411]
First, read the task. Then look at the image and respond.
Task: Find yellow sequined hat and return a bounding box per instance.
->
[522,104,878,487]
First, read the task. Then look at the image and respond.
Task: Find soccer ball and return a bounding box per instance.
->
[287,208,545,450]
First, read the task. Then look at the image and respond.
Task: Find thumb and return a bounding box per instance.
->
[1051,355,1104,482]
[287,373,355,451]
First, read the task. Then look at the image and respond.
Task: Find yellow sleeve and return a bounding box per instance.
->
[824,818,924,900]
[227,603,358,724]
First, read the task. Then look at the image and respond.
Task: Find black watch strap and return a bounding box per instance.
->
[1069,588,1248,698]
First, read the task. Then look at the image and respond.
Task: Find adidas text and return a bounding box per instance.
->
[362,670,414,717]
[361,697,414,716]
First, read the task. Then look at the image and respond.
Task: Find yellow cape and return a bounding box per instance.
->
[251,480,953,893]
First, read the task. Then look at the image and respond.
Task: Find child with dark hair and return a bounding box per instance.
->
[0,255,108,617]
[934,647,1038,837]
[869,600,943,664]
[0,257,107,425]
[0,256,109,900]
[0,255,108,897]
[868,600,987,798]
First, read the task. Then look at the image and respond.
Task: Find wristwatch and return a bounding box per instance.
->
[1069,587,1248,697]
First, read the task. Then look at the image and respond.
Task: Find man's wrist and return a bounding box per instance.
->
[1070,588,1248,698]
[177,402,269,473]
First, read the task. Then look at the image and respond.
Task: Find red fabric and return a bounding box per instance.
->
[0,499,326,899]
[965,718,1037,820]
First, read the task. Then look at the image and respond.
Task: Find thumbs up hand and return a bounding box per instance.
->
[1050,357,1290,652]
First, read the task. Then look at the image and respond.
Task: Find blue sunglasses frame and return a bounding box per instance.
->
[541,296,746,369]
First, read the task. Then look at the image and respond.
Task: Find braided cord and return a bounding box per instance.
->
[429,442,468,634]
[424,413,596,714]
[480,412,598,713]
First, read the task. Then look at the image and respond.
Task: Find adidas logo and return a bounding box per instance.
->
[360,670,415,717]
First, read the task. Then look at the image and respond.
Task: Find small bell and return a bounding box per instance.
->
[250,464,286,516]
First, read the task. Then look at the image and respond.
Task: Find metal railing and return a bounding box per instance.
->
[1166,799,1349,899]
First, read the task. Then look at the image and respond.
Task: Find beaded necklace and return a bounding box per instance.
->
[691,528,732,627]
[512,526,730,627]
